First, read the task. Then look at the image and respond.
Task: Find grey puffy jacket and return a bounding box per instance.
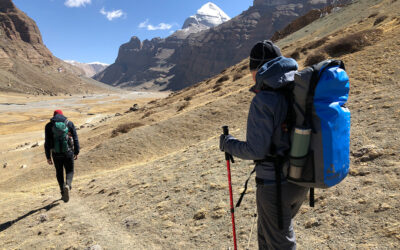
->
[222,56,298,180]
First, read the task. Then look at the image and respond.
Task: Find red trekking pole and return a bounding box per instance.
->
[222,126,237,250]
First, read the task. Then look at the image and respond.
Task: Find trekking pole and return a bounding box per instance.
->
[222,126,237,250]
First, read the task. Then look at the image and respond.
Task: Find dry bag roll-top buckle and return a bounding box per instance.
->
[288,127,311,180]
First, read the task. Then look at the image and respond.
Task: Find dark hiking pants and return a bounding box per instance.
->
[256,181,309,250]
[52,152,74,193]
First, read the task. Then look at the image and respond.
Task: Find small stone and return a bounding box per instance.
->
[193,209,207,220]
[305,218,321,228]
[21,165,27,169]
[3,163,7,168]
[123,217,139,229]
[129,104,139,112]
[31,142,39,148]
[211,208,225,219]
[39,213,48,223]
[374,203,392,213]
[87,245,102,250]
[115,113,122,116]
[358,199,367,204]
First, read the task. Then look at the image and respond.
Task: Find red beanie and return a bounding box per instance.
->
[53,110,63,116]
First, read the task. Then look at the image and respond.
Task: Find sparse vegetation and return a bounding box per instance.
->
[141,111,154,119]
[368,12,379,18]
[323,29,382,57]
[212,86,221,93]
[111,122,144,137]
[304,52,327,67]
[289,51,300,60]
[233,73,243,81]
[177,101,189,112]
[216,75,229,84]
[305,37,329,50]
[374,15,388,25]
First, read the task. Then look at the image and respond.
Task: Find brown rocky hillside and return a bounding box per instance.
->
[0,0,399,249]
[0,0,115,95]
[95,0,351,91]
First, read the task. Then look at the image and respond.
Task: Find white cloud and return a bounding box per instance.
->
[64,0,91,8]
[100,7,126,21]
[138,19,175,31]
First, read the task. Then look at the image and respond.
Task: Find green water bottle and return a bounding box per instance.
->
[289,127,311,180]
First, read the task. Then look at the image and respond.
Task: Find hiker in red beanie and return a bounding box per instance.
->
[44,110,80,202]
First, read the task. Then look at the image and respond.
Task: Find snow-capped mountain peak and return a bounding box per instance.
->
[182,2,230,29]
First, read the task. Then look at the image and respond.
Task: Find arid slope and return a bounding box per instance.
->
[0,0,399,249]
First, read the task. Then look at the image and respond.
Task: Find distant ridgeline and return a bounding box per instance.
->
[94,0,349,91]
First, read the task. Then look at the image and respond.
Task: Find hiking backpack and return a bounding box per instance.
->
[287,59,350,190]
[236,59,350,229]
[52,120,70,154]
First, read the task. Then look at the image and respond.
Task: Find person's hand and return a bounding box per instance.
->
[220,134,226,151]
[220,134,236,152]
[47,159,53,165]
[74,154,78,160]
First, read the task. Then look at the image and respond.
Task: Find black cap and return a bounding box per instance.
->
[249,40,282,70]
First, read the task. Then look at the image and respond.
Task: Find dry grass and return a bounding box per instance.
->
[305,37,330,50]
[111,122,144,137]
[177,102,190,112]
[141,111,154,119]
[216,75,229,84]
[289,51,300,60]
[233,73,243,81]
[368,12,379,18]
[323,29,382,57]
[240,64,248,71]
[374,15,388,25]
[184,96,192,101]
[304,52,327,67]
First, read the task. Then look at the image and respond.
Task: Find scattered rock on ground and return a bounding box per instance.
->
[123,217,139,229]
[38,213,48,223]
[21,165,27,169]
[3,163,7,168]
[31,142,39,148]
[193,209,207,220]
[374,203,392,213]
[129,104,139,112]
[352,145,384,162]
[305,218,321,228]
[87,245,102,250]
[115,113,122,116]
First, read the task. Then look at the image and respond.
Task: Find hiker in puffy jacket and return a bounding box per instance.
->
[44,110,80,202]
[220,41,309,250]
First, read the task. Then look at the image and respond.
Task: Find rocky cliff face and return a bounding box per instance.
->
[95,0,343,91]
[0,0,109,94]
[0,0,54,66]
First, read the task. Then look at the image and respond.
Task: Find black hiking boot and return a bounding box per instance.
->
[62,184,70,203]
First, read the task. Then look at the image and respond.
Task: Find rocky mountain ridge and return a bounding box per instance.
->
[64,60,109,77]
[0,0,113,95]
[95,0,347,91]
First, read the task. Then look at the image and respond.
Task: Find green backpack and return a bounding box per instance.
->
[52,120,70,153]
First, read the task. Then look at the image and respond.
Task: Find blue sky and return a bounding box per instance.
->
[13,0,253,64]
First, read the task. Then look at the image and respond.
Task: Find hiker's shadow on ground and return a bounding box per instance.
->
[0,199,61,233]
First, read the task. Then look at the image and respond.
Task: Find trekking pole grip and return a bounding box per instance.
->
[222,126,234,163]
[222,125,229,135]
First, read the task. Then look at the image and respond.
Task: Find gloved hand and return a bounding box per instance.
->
[220,134,235,152]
